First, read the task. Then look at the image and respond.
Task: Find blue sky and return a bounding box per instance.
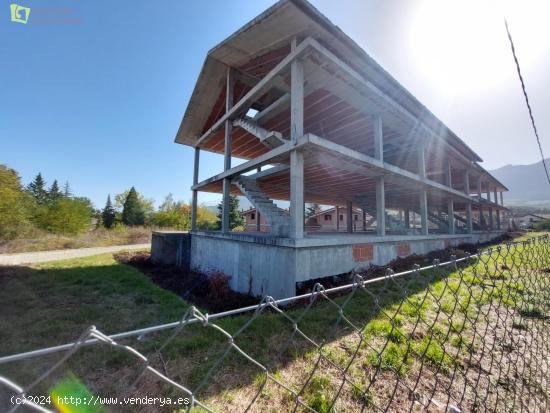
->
[2,0,550,208]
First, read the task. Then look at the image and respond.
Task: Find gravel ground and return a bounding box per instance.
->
[0,244,150,265]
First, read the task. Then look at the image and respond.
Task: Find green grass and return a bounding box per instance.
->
[0,253,188,356]
[0,232,548,412]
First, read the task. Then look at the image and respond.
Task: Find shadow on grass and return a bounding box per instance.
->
[1,233,545,412]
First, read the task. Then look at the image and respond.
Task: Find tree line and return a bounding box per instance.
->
[0,163,245,242]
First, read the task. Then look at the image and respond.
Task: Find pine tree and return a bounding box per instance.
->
[48,180,62,203]
[63,181,72,198]
[121,186,145,226]
[101,194,116,228]
[216,195,244,230]
[27,172,48,205]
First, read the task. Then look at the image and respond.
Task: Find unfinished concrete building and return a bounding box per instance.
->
[170,0,508,298]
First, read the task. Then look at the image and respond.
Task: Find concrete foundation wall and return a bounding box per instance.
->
[191,235,296,299]
[189,231,506,299]
[151,231,191,269]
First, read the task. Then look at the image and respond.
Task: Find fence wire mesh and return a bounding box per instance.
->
[1,235,549,412]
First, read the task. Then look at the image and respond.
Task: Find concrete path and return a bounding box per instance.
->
[0,244,150,266]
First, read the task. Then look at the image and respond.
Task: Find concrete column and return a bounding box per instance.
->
[336,206,340,231]
[463,169,472,233]
[191,147,200,231]
[418,141,426,178]
[290,37,304,145]
[496,209,501,230]
[289,37,304,239]
[404,208,410,229]
[222,67,234,233]
[486,190,491,202]
[362,209,367,231]
[290,151,304,239]
[466,202,473,233]
[255,167,261,232]
[373,115,383,162]
[347,201,353,233]
[488,208,494,230]
[448,199,455,234]
[500,192,504,206]
[477,177,482,200]
[493,188,498,205]
[376,176,385,236]
[445,159,452,188]
[463,169,470,195]
[420,191,428,235]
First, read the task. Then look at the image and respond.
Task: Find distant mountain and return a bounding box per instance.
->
[489,159,550,203]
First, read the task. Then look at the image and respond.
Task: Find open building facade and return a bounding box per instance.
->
[170,0,508,298]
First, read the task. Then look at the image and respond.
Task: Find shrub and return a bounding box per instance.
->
[0,165,32,240]
[35,198,92,235]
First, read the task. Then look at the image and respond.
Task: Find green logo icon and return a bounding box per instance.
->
[10,3,30,24]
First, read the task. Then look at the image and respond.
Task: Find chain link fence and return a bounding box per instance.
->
[1,235,549,412]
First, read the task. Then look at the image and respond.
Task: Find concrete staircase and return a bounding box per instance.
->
[233,117,286,149]
[234,177,290,236]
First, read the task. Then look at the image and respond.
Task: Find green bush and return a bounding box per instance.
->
[533,219,550,231]
[0,165,32,240]
[35,198,92,235]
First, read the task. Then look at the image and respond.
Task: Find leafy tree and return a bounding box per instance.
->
[159,193,181,212]
[0,165,31,240]
[63,181,72,198]
[306,203,321,218]
[48,180,63,203]
[101,195,116,229]
[115,188,154,222]
[27,172,48,205]
[35,198,92,235]
[121,187,145,226]
[216,195,244,230]
[197,205,217,230]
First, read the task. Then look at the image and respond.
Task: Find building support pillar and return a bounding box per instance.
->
[488,208,494,230]
[362,209,367,231]
[376,177,385,236]
[221,68,234,233]
[347,201,353,233]
[500,192,504,206]
[336,206,340,231]
[466,203,473,234]
[463,169,472,233]
[420,191,428,235]
[191,147,200,231]
[404,208,410,229]
[448,199,455,235]
[289,37,304,239]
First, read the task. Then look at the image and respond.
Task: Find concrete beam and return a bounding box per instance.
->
[307,134,474,202]
[254,93,290,123]
[197,38,312,147]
